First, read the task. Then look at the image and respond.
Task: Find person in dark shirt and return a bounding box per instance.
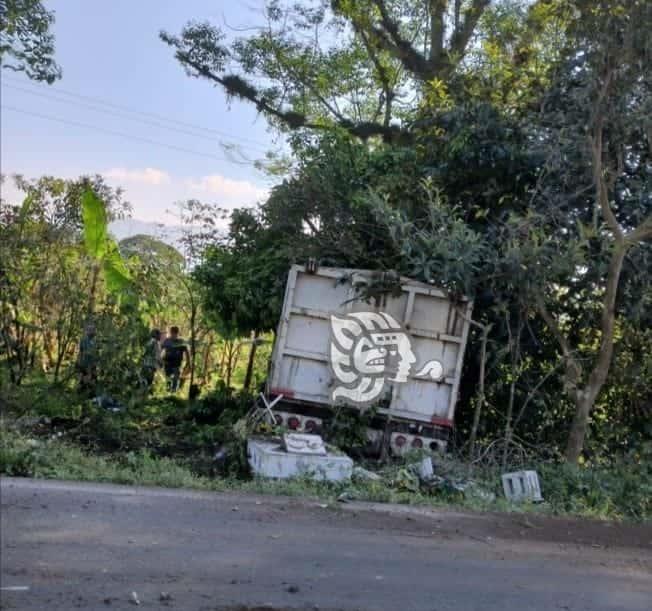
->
[161,326,189,392]
[77,323,98,395]
[141,328,162,391]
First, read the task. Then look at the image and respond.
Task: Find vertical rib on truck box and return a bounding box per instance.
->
[267,265,473,452]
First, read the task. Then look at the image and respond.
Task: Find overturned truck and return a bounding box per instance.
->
[265,264,473,455]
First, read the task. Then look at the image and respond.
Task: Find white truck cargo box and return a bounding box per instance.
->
[268,265,472,433]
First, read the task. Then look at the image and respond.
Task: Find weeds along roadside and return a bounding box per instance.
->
[1,381,651,522]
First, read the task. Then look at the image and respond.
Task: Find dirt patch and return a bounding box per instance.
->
[328,501,652,550]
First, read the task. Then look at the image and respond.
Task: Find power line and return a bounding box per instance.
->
[1,74,272,150]
[3,82,270,155]
[1,104,258,166]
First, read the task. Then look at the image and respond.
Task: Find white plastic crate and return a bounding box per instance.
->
[501,470,543,502]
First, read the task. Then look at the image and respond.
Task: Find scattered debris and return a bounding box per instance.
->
[461,481,496,503]
[352,466,382,482]
[286,585,300,594]
[409,456,434,481]
[337,491,358,503]
[213,446,228,465]
[159,592,173,602]
[91,395,124,413]
[501,470,543,503]
[130,591,140,605]
[283,433,327,456]
[392,468,420,493]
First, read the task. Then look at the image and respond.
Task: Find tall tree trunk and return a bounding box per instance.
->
[201,335,213,384]
[243,331,259,392]
[564,244,627,462]
[224,340,239,389]
[565,394,594,463]
[428,0,446,65]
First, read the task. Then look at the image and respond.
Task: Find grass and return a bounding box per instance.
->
[2,423,649,521]
[1,381,650,522]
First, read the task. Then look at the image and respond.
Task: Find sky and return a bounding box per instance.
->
[1,0,282,229]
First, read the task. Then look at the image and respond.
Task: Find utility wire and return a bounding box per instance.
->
[3,82,270,155]
[2,104,257,166]
[1,74,272,150]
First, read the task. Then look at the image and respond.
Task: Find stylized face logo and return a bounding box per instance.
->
[329,311,442,406]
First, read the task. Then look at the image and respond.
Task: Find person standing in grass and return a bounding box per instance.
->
[161,326,189,393]
[77,323,98,396]
[142,328,162,392]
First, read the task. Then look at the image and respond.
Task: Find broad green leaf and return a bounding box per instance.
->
[19,194,34,221]
[102,241,132,294]
[81,188,109,260]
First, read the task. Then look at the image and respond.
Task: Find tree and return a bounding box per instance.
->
[0,0,61,82]
[168,200,223,398]
[12,174,131,230]
[161,1,561,140]
[527,0,652,462]
[0,176,129,385]
[194,208,287,391]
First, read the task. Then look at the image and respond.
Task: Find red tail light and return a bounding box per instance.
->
[287,416,300,430]
[411,437,423,449]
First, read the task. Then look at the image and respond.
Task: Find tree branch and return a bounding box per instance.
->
[370,0,432,75]
[176,53,406,141]
[355,27,395,127]
[535,293,583,400]
[535,294,572,359]
[583,243,626,403]
[335,0,434,80]
[428,0,447,65]
[449,0,491,59]
[590,67,625,242]
[625,215,652,244]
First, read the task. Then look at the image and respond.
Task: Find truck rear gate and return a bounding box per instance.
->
[267,265,472,452]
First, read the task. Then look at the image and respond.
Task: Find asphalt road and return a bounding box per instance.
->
[1,478,651,611]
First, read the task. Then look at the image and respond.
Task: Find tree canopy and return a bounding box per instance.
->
[0,0,62,82]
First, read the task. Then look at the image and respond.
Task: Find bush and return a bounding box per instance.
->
[538,452,652,521]
[0,433,40,476]
[188,384,252,425]
[0,427,214,489]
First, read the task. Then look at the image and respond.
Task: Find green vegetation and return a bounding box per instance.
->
[2,418,650,521]
[1,0,62,83]
[2,1,650,522]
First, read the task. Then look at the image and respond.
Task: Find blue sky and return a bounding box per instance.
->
[1,0,281,226]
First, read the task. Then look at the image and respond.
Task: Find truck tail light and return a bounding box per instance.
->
[274,414,283,426]
[394,435,407,447]
[287,416,300,430]
[304,419,317,432]
[411,437,423,449]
